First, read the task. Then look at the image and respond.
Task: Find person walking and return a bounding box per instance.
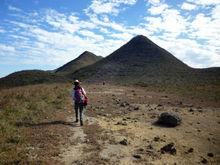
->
[72,80,87,126]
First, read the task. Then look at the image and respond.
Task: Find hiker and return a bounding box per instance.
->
[72,80,87,126]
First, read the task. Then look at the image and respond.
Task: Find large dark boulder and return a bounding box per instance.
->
[157,112,181,127]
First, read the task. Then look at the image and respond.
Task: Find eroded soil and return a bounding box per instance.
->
[56,85,220,165]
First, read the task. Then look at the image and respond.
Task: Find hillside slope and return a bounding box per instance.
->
[72,35,190,84]
[0,51,102,89]
[0,70,68,89]
[56,51,102,75]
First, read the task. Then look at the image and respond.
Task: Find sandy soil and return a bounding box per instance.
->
[56,84,220,165]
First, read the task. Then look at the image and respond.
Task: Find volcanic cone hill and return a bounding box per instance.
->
[72,35,220,87]
[56,51,103,75]
[72,35,189,85]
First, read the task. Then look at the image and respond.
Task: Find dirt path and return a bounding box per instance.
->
[57,85,220,165]
[59,116,86,164]
[59,115,102,165]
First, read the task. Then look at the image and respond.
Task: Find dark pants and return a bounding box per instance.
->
[74,103,84,121]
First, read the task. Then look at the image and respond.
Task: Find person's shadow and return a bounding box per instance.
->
[16,120,78,127]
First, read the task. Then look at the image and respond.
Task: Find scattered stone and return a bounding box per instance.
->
[122,122,127,126]
[147,144,153,150]
[119,139,128,146]
[201,157,208,164]
[138,148,144,152]
[115,121,127,126]
[153,136,160,142]
[198,109,203,113]
[207,153,214,157]
[150,115,157,119]
[160,143,176,155]
[188,148,194,153]
[189,108,194,112]
[120,102,129,107]
[133,154,141,159]
[103,114,110,117]
[157,112,182,127]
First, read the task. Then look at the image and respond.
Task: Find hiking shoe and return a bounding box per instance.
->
[75,119,79,123]
[80,120,83,126]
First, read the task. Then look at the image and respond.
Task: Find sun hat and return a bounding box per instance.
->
[74,80,80,85]
[74,80,80,83]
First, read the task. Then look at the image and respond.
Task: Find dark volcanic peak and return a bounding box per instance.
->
[128,35,155,45]
[55,51,102,74]
[78,51,97,59]
[105,35,189,69]
[72,35,194,84]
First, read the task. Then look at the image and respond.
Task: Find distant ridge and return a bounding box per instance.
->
[0,35,219,89]
[0,70,67,89]
[0,51,102,88]
[55,51,102,75]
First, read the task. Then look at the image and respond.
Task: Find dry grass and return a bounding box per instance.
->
[0,83,71,164]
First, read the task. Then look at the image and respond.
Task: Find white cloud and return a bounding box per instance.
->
[99,27,110,34]
[0,27,5,33]
[144,1,220,68]
[148,4,168,15]
[146,7,189,37]
[211,4,220,19]
[78,30,104,41]
[0,44,15,53]
[187,0,220,6]
[110,32,133,40]
[148,0,161,6]
[8,5,22,12]
[45,9,80,33]
[190,13,220,42]
[89,15,126,32]
[85,0,137,15]
[86,1,117,15]
[181,2,197,10]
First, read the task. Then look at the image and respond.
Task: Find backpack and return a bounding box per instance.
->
[74,87,88,106]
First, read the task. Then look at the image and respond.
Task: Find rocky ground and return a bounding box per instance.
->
[57,84,220,165]
[1,84,219,164]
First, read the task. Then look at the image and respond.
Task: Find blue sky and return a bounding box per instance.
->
[0,0,220,77]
